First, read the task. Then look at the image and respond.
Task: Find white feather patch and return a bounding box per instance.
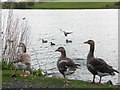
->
[97,71,109,77]
[58,60,75,75]
[14,62,27,70]
[65,71,75,75]
[59,60,68,64]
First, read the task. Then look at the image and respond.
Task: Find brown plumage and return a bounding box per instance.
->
[16,53,31,64]
[55,47,80,85]
[11,43,32,77]
[84,40,119,83]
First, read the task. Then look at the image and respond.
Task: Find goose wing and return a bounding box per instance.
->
[57,57,77,75]
[90,58,112,68]
[89,58,115,75]
[15,53,30,64]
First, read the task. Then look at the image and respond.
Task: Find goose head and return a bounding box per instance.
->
[17,43,26,53]
[18,43,25,47]
[84,40,95,45]
[55,47,65,53]
[55,47,66,58]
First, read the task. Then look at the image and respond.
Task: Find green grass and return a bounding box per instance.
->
[31,2,117,9]
[2,70,120,88]
[2,2,118,9]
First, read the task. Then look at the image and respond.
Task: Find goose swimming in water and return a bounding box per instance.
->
[84,40,119,83]
[42,39,48,43]
[66,39,72,43]
[55,47,80,86]
[11,43,33,77]
[22,17,26,20]
[51,42,55,46]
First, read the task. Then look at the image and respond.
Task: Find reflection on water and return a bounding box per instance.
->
[2,9,118,84]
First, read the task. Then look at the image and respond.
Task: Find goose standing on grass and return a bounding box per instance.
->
[55,47,80,86]
[84,40,119,83]
[11,43,33,77]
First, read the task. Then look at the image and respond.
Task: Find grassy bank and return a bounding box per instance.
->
[2,70,120,89]
[2,2,119,9]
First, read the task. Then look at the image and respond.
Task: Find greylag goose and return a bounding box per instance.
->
[51,42,55,46]
[84,40,119,83]
[66,39,72,43]
[42,39,48,43]
[60,29,73,37]
[55,47,80,85]
[11,43,33,77]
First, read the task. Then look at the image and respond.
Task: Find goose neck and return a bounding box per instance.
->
[87,44,95,60]
[60,50,66,58]
[22,44,26,53]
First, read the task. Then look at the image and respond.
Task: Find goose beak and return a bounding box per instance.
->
[55,49,58,52]
[84,41,88,44]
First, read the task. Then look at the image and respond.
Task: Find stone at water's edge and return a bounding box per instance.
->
[48,73,63,78]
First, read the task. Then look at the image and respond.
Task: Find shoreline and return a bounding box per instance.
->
[2,70,120,89]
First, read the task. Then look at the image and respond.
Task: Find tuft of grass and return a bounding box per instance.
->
[1,60,14,70]
[33,68,43,76]
[2,70,120,88]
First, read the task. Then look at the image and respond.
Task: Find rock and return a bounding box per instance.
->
[51,73,63,78]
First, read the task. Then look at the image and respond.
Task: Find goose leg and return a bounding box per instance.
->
[99,77,102,83]
[23,70,25,77]
[27,64,33,74]
[23,70,28,77]
[20,70,24,76]
[29,68,33,75]
[63,75,68,86]
[92,75,96,83]
[11,69,17,77]
[20,70,27,77]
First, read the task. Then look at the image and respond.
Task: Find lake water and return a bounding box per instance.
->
[2,9,119,84]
